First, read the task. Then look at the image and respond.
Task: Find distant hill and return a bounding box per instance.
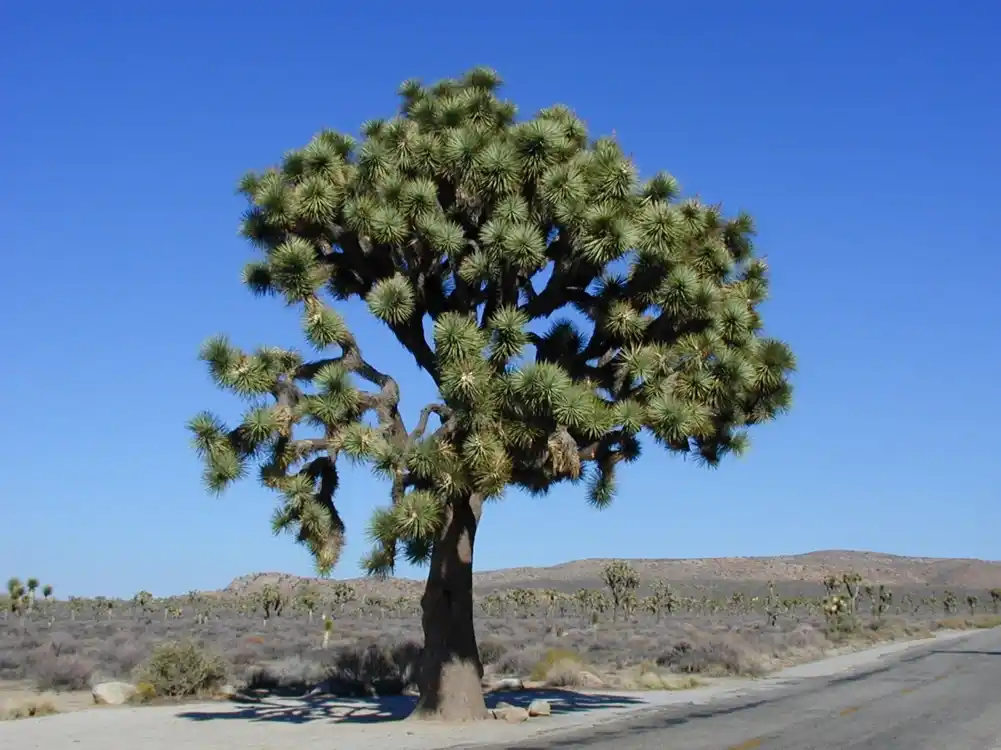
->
[223,550,1001,597]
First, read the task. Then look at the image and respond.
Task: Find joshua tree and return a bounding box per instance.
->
[297,586,319,623]
[867,584,892,624]
[990,588,1001,615]
[822,574,839,598]
[326,582,357,614]
[133,590,154,621]
[765,580,782,626]
[187,591,209,625]
[506,588,537,617]
[25,578,39,611]
[601,560,640,622]
[188,68,795,720]
[574,588,606,625]
[255,584,286,626]
[966,594,979,616]
[322,613,334,648]
[6,578,25,617]
[41,584,53,602]
[841,571,863,616]
[823,594,849,632]
[539,588,562,630]
[649,579,679,621]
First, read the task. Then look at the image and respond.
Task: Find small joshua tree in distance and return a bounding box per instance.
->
[322,613,334,649]
[6,578,25,617]
[966,594,978,616]
[189,67,795,720]
[25,578,39,611]
[601,560,640,622]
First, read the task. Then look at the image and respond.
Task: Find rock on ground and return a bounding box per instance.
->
[91,682,136,706]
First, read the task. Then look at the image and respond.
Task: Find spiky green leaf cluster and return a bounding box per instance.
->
[191,67,795,577]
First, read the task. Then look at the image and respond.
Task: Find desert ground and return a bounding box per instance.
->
[2,550,1000,726]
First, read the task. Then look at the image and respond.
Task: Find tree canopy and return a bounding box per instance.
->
[188,66,794,583]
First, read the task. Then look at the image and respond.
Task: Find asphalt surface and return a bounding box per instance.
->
[483,627,1001,750]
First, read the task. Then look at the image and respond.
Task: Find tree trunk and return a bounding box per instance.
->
[410,493,488,722]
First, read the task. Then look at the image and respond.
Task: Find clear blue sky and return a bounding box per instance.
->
[2,2,998,599]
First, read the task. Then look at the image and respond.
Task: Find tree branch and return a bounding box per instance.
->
[409,404,453,441]
[520,271,596,319]
[295,322,408,443]
[388,318,439,383]
[577,430,626,462]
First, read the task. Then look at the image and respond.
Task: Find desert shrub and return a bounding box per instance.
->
[31,651,97,691]
[494,645,545,676]
[97,634,146,675]
[244,655,328,693]
[0,648,26,681]
[530,648,582,682]
[823,609,861,636]
[330,640,421,688]
[656,636,765,677]
[242,640,422,696]
[130,680,157,704]
[134,640,227,697]
[478,638,508,666]
[774,624,828,651]
[44,632,78,657]
[543,658,586,687]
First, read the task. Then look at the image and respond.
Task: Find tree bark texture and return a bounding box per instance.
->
[410,492,488,721]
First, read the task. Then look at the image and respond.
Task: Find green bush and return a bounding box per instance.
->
[134,640,227,698]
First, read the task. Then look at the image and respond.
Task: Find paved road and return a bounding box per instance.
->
[485,627,1001,750]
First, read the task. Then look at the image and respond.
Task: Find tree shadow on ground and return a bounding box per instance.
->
[176,688,647,725]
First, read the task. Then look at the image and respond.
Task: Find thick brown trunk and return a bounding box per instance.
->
[409,492,488,722]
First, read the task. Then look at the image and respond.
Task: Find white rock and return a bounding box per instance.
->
[92,681,137,706]
[528,698,552,717]
[495,706,530,723]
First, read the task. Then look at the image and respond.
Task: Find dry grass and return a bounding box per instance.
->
[936,614,1001,630]
[1,696,58,721]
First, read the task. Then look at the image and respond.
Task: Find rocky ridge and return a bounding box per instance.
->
[223,550,1001,597]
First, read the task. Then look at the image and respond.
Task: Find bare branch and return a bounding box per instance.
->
[290,437,334,453]
[521,274,597,319]
[409,404,453,441]
[388,318,438,382]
